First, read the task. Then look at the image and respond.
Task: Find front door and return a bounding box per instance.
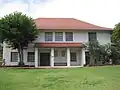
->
[40,53,50,66]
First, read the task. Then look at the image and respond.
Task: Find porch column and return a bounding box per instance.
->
[81,48,86,67]
[50,48,54,67]
[35,48,38,67]
[67,48,70,66]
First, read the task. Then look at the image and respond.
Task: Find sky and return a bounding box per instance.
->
[0,0,120,28]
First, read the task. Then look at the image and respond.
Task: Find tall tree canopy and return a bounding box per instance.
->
[112,23,120,43]
[0,11,38,66]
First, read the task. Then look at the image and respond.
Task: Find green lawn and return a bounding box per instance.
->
[0,66,120,90]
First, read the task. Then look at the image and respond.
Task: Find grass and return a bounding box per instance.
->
[0,66,120,90]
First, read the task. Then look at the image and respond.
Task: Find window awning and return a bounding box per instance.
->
[34,42,85,48]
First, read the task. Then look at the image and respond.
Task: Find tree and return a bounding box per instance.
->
[99,43,120,65]
[0,12,38,66]
[99,43,112,64]
[110,42,120,64]
[86,41,101,66]
[112,23,120,43]
[86,41,112,66]
[112,23,120,64]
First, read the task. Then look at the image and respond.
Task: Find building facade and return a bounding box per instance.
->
[3,18,112,67]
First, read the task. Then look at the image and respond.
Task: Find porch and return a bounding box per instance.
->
[34,47,86,67]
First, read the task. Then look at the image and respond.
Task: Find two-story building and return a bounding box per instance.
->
[3,18,112,67]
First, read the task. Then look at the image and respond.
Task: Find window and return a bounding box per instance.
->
[55,32,63,41]
[45,32,53,41]
[65,32,73,41]
[88,32,97,41]
[54,50,58,57]
[70,52,77,61]
[27,52,34,62]
[11,52,18,62]
[61,51,65,57]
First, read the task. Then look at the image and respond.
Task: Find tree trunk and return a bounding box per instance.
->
[96,54,100,65]
[89,55,95,66]
[18,45,24,66]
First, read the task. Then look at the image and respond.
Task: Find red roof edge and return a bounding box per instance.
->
[35,42,85,48]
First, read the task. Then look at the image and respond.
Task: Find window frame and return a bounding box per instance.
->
[11,52,18,62]
[55,32,63,41]
[27,52,35,62]
[61,50,66,57]
[88,32,97,41]
[54,50,58,57]
[65,32,73,41]
[70,52,77,62]
[45,32,53,41]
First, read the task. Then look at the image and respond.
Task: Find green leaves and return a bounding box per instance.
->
[0,11,38,49]
[112,23,120,43]
[0,11,39,65]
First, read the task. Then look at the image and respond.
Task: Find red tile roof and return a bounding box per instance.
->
[34,18,112,30]
[35,42,84,48]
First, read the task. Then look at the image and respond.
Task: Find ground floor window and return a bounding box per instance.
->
[27,52,34,62]
[11,52,18,62]
[70,52,77,61]
[61,50,66,57]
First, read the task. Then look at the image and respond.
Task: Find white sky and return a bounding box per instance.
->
[0,0,120,28]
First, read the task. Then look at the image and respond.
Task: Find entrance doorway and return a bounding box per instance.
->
[40,53,50,66]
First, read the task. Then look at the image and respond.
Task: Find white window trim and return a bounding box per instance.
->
[55,32,63,41]
[45,32,53,41]
[27,52,35,62]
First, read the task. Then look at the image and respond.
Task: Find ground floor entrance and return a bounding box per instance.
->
[35,48,86,67]
[4,44,86,67]
[39,53,50,66]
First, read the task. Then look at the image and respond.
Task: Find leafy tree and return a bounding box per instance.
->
[0,12,38,66]
[86,41,112,66]
[99,43,120,65]
[112,23,120,43]
[112,23,120,64]
[110,42,120,64]
[86,41,101,66]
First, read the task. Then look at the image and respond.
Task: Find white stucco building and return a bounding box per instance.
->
[3,18,112,67]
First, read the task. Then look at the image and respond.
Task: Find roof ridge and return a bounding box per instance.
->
[34,17,74,20]
[73,18,112,29]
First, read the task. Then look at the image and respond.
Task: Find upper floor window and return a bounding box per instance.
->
[55,32,63,41]
[45,32,53,41]
[88,32,97,41]
[65,32,73,41]
[11,52,18,62]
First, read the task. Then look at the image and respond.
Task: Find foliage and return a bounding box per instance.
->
[110,43,120,64]
[112,23,120,43]
[86,41,114,66]
[86,41,101,65]
[112,23,120,64]
[0,11,38,66]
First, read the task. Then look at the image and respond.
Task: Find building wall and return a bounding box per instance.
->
[3,43,35,66]
[3,44,82,66]
[34,30,111,45]
[3,30,111,66]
